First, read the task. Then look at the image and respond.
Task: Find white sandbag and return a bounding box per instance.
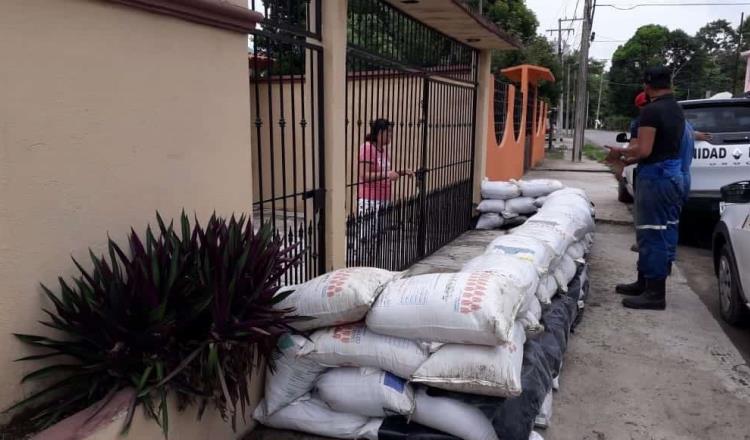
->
[504,197,538,215]
[512,222,574,259]
[501,210,520,220]
[534,391,554,429]
[566,242,586,261]
[254,394,381,440]
[517,293,544,337]
[534,196,548,208]
[411,388,499,440]
[530,431,545,440]
[367,272,525,345]
[276,268,398,331]
[476,199,506,213]
[526,209,594,241]
[263,334,328,415]
[316,367,415,417]
[515,179,564,198]
[536,274,558,305]
[485,234,557,275]
[301,323,428,379]
[553,254,577,293]
[481,180,521,200]
[546,186,589,202]
[552,375,560,391]
[476,213,504,230]
[411,322,526,397]
[461,253,540,296]
[583,233,594,252]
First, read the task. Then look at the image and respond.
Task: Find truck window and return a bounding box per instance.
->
[684,104,750,133]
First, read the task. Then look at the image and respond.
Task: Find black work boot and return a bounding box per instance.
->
[615,272,645,296]
[622,278,666,310]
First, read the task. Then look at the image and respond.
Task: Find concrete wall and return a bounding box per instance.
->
[0,0,253,423]
[485,79,548,181]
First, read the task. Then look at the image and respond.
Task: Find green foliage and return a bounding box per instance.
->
[3,213,300,436]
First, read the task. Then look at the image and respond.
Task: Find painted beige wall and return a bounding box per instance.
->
[0,0,253,418]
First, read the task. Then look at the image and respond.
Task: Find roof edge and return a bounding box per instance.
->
[451,0,522,50]
[105,0,263,33]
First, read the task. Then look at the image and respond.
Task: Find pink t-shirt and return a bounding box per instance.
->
[358,142,391,201]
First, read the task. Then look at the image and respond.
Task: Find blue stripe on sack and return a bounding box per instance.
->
[383,372,406,393]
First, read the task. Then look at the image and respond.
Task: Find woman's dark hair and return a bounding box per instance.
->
[365,118,392,143]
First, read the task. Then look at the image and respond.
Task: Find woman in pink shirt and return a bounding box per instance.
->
[356,119,412,261]
[358,119,412,213]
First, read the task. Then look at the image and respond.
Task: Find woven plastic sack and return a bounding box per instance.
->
[461,253,540,297]
[477,199,506,213]
[515,179,564,198]
[254,394,381,440]
[566,242,586,262]
[534,391,553,429]
[275,267,398,331]
[536,275,558,305]
[485,234,557,275]
[504,197,538,216]
[534,196,548,208]
[481,180,521,200]
[476,213,504,230]
[525,208,594,241]
[518,293,545,337]
[530,431,545,440]
[410,388,499,440]
[301,323,429,379]
[263,334,328,415]
[512,222,574,260]
[367,272,525,346]
[316,367,415,417]
[411,322,526,397]
[553,255,577,293]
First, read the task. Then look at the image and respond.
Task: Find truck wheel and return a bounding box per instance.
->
[618,179,634,204]
[718,245,748,326]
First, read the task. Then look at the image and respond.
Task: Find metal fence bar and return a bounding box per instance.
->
[249,0,324,284]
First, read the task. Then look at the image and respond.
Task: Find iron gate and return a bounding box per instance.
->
[249,0,325,284]
[345,0,478,270]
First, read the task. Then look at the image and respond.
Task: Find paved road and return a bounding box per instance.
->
[584,129,621,147]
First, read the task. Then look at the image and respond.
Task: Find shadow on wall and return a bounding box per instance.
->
[485,64,554,181]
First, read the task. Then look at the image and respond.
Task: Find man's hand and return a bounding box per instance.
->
[399,169,415,178]
[387,170,400,181]
[695,131,712,142]
[603,145,624,164]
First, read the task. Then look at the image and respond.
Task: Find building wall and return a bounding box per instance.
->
[0,0,253,418]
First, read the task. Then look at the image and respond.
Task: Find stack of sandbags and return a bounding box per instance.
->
[255,267,533,440]
[476,179,564,230]
[255,267,403,438]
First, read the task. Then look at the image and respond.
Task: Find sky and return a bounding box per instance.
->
[525,0,750,66]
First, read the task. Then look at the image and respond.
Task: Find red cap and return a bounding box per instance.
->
[635,92,648,108]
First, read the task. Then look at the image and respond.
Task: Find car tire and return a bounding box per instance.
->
[718,244,748,326]
[618,179,634,204]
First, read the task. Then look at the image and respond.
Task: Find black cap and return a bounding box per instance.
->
[643,66,672,89]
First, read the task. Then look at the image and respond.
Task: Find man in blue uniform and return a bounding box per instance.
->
[607,66,686,310]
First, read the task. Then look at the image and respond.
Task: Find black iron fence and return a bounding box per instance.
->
[345,0,478,270]
[494,77,510,142]
[249,0,324,284]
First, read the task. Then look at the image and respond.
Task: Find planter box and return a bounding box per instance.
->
[31,369,264,440]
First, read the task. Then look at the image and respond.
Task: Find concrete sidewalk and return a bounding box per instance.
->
[526,166,750,439]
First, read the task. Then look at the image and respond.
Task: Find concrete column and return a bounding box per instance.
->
[472,49,492,204]
[321,0,347,270]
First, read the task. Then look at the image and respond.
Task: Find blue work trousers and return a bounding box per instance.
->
[635,160,684,280]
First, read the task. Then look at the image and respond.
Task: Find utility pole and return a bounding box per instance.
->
[572,0,594,162]
[546,22,574,141]
[733,12,745,96]
[595,71,604,129]
[565,64,573,136]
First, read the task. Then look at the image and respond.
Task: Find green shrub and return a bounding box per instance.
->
[4,213,301,436]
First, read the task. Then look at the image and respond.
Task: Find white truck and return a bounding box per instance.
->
[618,97,750,217]
[712,181,750,325]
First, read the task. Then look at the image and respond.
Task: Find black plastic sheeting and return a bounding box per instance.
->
[378,268,585,440]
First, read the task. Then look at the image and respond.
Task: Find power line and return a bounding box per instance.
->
[598,2,750,10]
